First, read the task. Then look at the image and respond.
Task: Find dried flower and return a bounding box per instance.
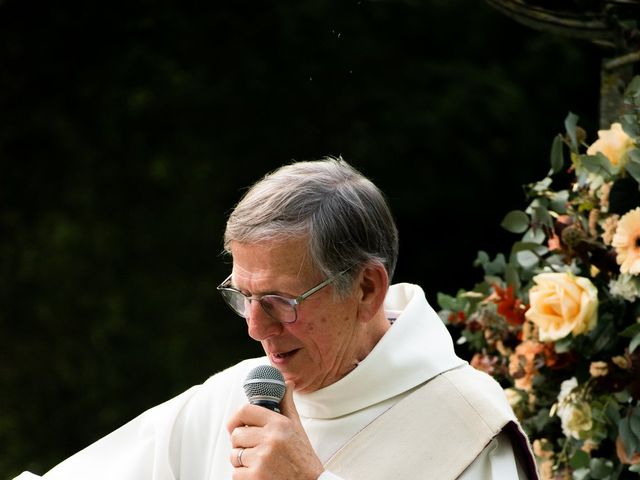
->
[589,361,608,377]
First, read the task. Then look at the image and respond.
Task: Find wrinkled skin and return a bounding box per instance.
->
[227,381,323,480]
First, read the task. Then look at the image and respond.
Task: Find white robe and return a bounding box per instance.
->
[15,283,529,479]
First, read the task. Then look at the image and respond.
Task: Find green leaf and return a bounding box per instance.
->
[628,148,640,163]
[619,417,640,459]
[437,292,458,311]
[550,134,565,174]
[510,241,548,255]
[581,153,614,176]
[572,468,590,480]
[522,227,546,244]
[500,210,530,234]
[480,253,507,276]
[630,463,640,473]
[530,205,554,229]
[613,391,631,404]
[630,332,640,353]
[565,111,579,152]
[515,251,539,269]
[630,410,640,440]
[589,458,614,479]
[625,150,640,184]
[606,402,622,425]
[570,449,590,469]
[504,263,520,291]
[549,190,569,214]
[474,251,490,268]
[620,323,640,338]
[554,335,573,353]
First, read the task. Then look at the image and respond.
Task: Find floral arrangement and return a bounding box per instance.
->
[438,76,640,480]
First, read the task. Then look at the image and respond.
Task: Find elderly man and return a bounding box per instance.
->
[15,158,538,479]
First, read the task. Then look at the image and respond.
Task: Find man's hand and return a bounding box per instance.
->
[227,381,324,480]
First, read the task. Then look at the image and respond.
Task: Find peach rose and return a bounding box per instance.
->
[586,122,635,167]
[525,272,598,342]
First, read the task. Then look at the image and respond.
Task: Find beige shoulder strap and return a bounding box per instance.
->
[324,365,537,479]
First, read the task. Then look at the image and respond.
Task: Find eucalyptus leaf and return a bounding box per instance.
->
[515,250,539,269]
[606,402,622,425]
[624,153,640,184]
[522,227,546,244]
[511,241,548,255]
[549,190,569,214]
[550,134,565,174]
[625,76,640,99]
[621,115,640,138]
[565,111,579,152]
[630,410,640,440]
[505,263,520,291]
[437,293,458,311]
[620,323,640,338]
[630,332,640,353]
[572,468,590,480]
[531,205,554,229]
[501,210,530,234]
[581,153,614,176]
[613,391,631,404]
[474,251,490,268]
[481,254,507,276]
[619,417,639,459]
[529,177,553,193]
[554,335,573,353]
[589,458,614,479]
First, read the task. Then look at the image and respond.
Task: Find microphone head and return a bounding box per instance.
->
[243,365,286,411]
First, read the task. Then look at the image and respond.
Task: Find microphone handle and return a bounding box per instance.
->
[250,399,281,413]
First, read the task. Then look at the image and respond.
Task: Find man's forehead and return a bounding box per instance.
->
[229,240,316,280]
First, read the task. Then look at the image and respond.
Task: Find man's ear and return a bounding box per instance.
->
[355,262,389,323]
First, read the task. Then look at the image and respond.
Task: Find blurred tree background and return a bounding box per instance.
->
[0,0,607,476]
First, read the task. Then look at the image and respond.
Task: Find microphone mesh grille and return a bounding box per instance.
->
[243,365,286,401]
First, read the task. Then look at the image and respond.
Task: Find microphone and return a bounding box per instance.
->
[243,365,286,413]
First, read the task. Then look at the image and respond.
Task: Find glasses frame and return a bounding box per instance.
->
[216,268,350,324]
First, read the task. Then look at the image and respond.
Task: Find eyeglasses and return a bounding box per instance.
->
[217,269,350,324]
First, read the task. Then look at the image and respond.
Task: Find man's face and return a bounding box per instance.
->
[229,238,363,393]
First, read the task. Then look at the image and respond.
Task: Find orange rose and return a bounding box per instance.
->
[525,272,598,342]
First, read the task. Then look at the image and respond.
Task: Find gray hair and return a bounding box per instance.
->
[223,157,399,297]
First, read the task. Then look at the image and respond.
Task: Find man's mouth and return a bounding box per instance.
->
[271,349,299,360]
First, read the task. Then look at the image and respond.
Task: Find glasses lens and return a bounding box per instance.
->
[260,295,296,324]
[220,289,247,317]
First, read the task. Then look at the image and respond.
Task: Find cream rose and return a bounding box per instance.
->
[559,401,593,440]
[586,122,635,168]
[555,377,593,440]
[525,272,598,342]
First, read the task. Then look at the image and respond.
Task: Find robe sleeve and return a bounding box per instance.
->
[458,430,529,479]
[13,386,200,480]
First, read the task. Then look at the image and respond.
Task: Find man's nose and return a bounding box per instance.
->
[246,299,282,341]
